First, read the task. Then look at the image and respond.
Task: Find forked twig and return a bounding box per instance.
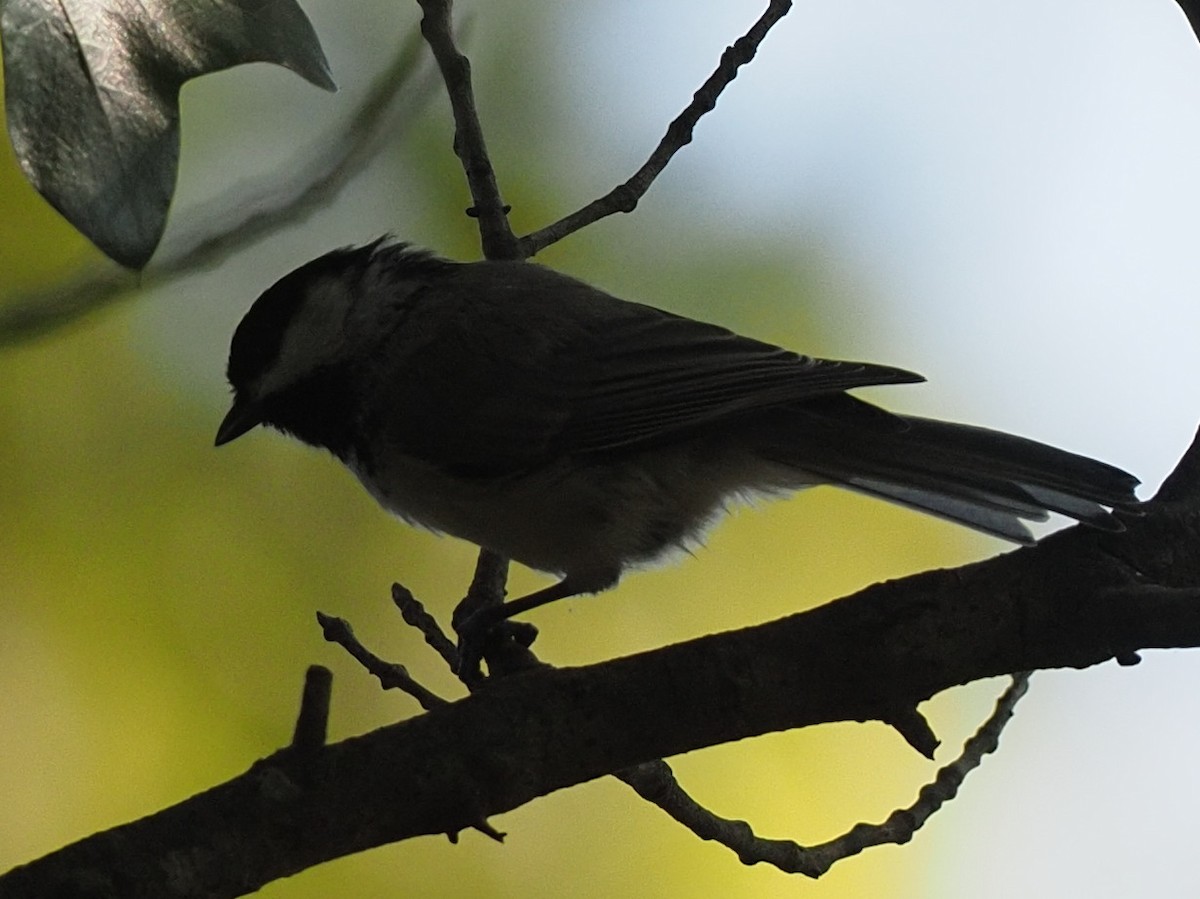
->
[521,0,793,256]
[317,611,449,711]
[619,674,1032,876]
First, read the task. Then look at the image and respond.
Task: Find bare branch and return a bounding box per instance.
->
[317,612,449,711]
[416,0,518,259]
[520,0,794,256]
[392,582,459,670]
[5,426,1198,897]
[617,676,1028,876]
[797,673,1032,874]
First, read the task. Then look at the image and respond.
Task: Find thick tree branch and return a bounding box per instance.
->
[5,426,1198,899]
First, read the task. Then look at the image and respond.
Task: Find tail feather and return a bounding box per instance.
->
[840,476,1043,543]
[892,417,1138,505]
[760,406,1140,543]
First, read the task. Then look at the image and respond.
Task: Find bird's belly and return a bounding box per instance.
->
[348,444,813,588]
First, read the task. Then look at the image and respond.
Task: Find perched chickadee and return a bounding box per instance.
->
[217,239,1138,632]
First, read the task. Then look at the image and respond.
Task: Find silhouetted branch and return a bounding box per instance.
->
[392,583,459,669]
[4,426,1197,898]
[417,0,518,259]
[617,673,1030,876]
[520,0,794,256]
[290,665,334,755]
[317,612,448,710]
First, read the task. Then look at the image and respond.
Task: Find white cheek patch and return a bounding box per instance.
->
[259,277,352,396]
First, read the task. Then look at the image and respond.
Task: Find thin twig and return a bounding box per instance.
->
[520,0,793,256]
[0,29,436,345]
[392,583,459,670]
[416,0,518,259]
[317,611,449,711]
[620,674,1032,877]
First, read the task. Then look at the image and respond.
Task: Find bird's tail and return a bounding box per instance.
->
[761,402,1140,544]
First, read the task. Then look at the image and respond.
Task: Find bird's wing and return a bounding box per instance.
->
[370,266,921,475]
[550,304,921,455]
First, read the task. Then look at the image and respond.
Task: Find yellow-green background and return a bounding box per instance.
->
[5,2,1196,897]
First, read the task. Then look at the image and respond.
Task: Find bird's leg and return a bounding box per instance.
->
[454,577,589,680]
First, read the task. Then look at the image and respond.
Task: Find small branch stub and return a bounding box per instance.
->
[291,665,333,755]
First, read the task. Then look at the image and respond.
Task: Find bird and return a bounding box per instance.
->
[216,238,1139,648]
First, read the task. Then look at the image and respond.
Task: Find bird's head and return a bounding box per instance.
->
[215,239,446,448]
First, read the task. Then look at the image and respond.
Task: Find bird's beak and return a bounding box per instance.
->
[215,398,264,446]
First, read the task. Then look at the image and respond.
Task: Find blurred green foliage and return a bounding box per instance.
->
[0,3,1002,896]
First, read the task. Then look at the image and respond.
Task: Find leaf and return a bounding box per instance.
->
[0,0,337,269]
